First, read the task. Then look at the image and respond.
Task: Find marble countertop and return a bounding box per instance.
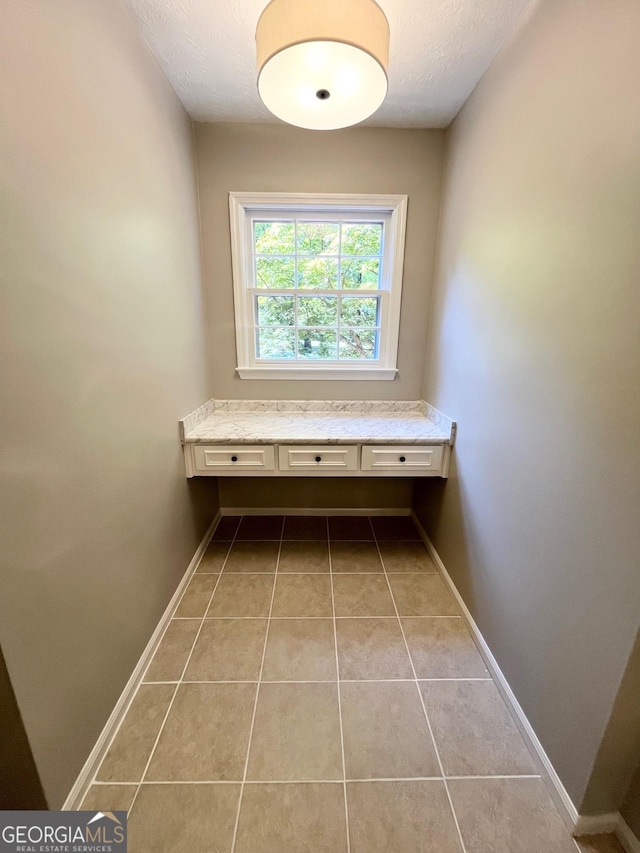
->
[180,400,455,446]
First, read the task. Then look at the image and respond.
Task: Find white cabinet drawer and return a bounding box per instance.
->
[194,445,275,473]
[278,445,358,471]
[361,445,444,473]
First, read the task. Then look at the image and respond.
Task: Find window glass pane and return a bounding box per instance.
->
[257,327,295,359]
[340,258,380,290]
[298,296,337,327]
[297,329,338,359]
[297,222,339,255]
[256,257,295,289]
[254,221,295,254]
[256,295,294,326]
[341,223,382,256]
[339,329,377,360]
[341,296,378,327]
[298,257,338,289]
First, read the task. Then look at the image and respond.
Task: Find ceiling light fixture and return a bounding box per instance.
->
[255,0,390,131]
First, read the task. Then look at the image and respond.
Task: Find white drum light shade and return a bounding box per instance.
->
[256,0,390,130]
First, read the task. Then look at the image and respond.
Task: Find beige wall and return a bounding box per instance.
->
[219,477,414,511]
[621,762,640,839]
[0,0,218,807]
[195,123,445,400]
[581,630,640,816]
[415,0,640,811]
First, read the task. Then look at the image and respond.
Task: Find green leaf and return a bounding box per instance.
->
[298,296,338,327]
[341,258,380,290]
[256,257,295,289]
[256,295,295,326]
[297,329,337,359]
[341,223,382,256]
[341,296,378,327]
[297,222,339,255]
[254,221,295,254]
[339,329,377,359]
[257,327,296,359]
[298,258,338,289]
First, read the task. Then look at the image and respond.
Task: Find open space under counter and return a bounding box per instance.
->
[180,400,456,479]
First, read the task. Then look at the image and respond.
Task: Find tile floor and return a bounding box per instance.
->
[81,514,624,853]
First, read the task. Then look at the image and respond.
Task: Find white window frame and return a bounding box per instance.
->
[229,192,408,380]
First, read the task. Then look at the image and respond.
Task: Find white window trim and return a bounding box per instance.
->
[229,192,408,381]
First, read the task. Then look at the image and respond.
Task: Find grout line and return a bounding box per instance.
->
[127,517,242,814]
[146,678,493,685]
[370,517,470,853]
[90,773,544,787]
[229,515,284,853]
[173,614,462,621]
[328,515,352,853]
[444,774,542,781]
[217,571,438,576]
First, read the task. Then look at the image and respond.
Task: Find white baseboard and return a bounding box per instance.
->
[574,813,619,835]
[617,814,640,853]
[62,510,221,811]
[410,511,580,832]
[576,813,640,853]
[220,507,411,516]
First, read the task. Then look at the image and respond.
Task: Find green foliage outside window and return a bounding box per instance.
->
[252,220,383,361]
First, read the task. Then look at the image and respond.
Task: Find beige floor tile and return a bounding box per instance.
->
[332,575,396,617]
[283,515,328,540]
[328,516,374,541]
[236,515,284,540]
[448,777,579,853]
[403,617,489,678]
[247,683,343,780]
[388,574,458,617]
[174,574,219,617]
[183,619,267,681]
[575,834,627,853]
[81,784,137,812]
[340,681,440,779]
[144,620,200,682]
[271,574,333,617]
[262,619,337,681]
[278,540,330,573]
[223,540,280,573]
[378,540,438,572]
[206,573,275,617]
[347,780,463,853]
[330,541,383,573]
[235,783,348,853]
[145,682,256,781]
[211,516,241,541]
[371,515,421,540]
[419,680,537,776]
[129,783,240,853]
[336,618,413,680]
[197,541,232,572]
[96,684,175,782]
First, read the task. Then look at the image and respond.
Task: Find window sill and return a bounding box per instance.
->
[236,366,398,381]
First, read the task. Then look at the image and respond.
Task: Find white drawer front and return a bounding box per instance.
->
[361,445,444,473]
[278,445,358,471]
[194,445,275,472]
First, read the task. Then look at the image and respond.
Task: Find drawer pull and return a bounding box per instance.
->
[315,456,322,462]
[231,455,238,462]
[399,456,406,463]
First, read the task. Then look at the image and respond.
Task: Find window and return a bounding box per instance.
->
[229,193,408,380]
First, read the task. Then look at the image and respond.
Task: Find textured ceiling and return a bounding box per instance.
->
[122,0,535,127]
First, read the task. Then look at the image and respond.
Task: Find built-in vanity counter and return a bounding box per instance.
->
[179,400,456,479]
